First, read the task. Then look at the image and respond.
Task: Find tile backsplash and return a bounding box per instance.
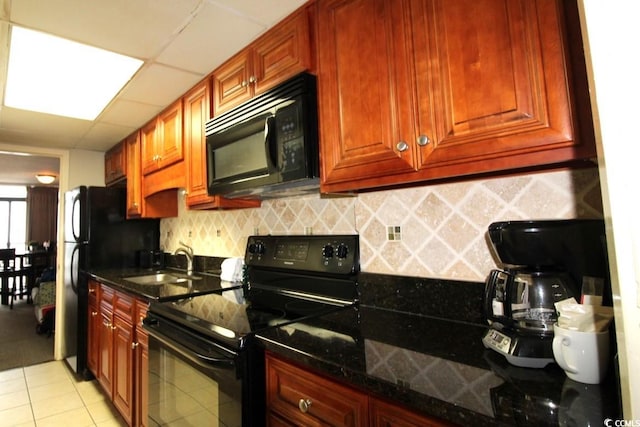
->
[160,167,602,282]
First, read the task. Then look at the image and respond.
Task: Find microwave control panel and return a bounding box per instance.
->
[276,102,304,174]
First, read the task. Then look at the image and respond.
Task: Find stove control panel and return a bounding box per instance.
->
[245,235,359,275]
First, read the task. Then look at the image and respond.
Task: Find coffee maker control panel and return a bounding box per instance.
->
[483,329,512,354]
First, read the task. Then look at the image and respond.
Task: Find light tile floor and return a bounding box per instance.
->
[0,360,126,427]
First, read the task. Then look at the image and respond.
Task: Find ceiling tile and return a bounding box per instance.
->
[156,2,266,74]
[76,122,137,151]
[9,0,203,59]
[99,99,163,129]
[0,106,92,148]
[119,63,202,106]
[210,0,308,26]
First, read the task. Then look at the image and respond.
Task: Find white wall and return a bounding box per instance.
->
[65,149,105,191]
[580,0,640,418]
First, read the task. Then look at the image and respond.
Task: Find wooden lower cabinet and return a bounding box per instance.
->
[266,353,368,426]
[87,281,100,375]
[266,352,454,427]
[134,303,149,427]
[370,398,452,427]
[87,281,148,426]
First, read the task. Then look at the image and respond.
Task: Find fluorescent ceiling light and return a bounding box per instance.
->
[4,26,143,121]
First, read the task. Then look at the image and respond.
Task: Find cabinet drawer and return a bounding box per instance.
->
[100,285,114,305]
[266,354,368,426]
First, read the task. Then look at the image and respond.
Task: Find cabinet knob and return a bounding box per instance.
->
[89,288,96,294]
[132,342,139,349]
[298,398,312,413]
[417,135,431,146]
[396,141,409,152]
[249,75,257,84]
[241,80,248,87]
[111,325,117,331]
[91,311,98,317]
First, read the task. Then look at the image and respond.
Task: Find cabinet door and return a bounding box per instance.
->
[252,6,312,95]
[156,99,184,170]
[266,354,368,426]
[104,142,126,185]
[140,119,158,175]
[112,314,134,426]
[184,80,213,207]
[87,282,100,376]
[97,306,114,398]
[317,0,417,191]
[212,50,253,115]
[370,397,452,427]
[411,0,589,174]
[125,132,144,218]
[135,303,149,427]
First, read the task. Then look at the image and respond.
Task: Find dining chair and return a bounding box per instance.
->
[25,251,50,303]
[0,248,23,309]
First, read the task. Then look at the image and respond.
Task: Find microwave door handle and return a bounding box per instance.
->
[264,115,277,169]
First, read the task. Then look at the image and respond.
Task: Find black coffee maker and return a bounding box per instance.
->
[482,219,610,368]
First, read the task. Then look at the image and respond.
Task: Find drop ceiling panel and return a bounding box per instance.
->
[99,99,164,129]
[211,0,308,26]
[156,2,266,75]
[0,106,92,148]
[9,0,203,59]
[119,63,202,106]
[76,122,137,151]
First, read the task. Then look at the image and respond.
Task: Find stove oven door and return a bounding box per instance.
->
[144,314,249,427]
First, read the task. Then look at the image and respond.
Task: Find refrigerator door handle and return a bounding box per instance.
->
[71,245,79,294]
[71,192,81,242]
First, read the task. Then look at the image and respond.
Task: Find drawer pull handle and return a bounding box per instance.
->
[298,398,312,413]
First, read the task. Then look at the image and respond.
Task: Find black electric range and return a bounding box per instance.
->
[143,235,360,427]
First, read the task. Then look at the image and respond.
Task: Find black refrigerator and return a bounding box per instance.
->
[63,186,159,378]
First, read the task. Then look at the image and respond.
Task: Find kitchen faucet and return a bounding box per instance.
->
[174,241,194,275]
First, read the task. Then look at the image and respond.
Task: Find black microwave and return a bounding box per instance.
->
[205,73,319,199]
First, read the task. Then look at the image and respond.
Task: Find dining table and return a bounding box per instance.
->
[0,250,56,306]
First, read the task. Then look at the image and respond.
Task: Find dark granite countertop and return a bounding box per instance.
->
[88,266,230,302]
[256,273,622,426]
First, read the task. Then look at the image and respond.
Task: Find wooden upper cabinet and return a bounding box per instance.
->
[184,80,214,207]
[318,0,595,193]
[184,79,261,210]
[104,141,126,186]
[317,0,417,188]
[125,132,143,218]
[212,4,313,116]
[141,99,184,175]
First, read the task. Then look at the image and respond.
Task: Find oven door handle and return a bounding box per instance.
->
[145,327,236,371]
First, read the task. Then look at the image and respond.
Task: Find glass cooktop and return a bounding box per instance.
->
[148,285,355,349]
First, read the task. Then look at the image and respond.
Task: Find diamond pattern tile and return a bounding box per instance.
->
[160,168,602,282]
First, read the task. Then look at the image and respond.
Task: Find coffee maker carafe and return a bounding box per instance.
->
[482,220,609,368]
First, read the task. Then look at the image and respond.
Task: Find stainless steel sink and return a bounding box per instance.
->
[124,272,202,286]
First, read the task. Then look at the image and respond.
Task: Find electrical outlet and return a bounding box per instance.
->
[387,225,402,241]
[216,229,222,237]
